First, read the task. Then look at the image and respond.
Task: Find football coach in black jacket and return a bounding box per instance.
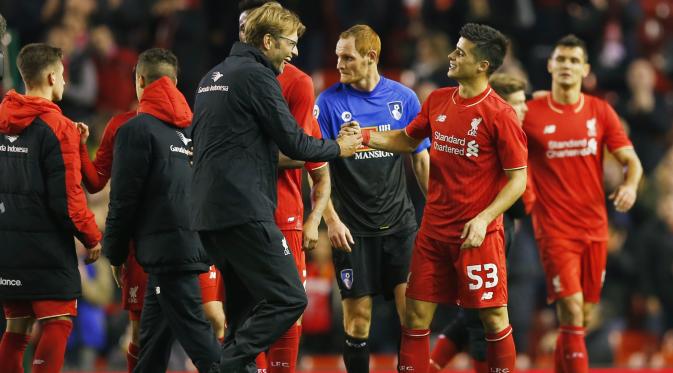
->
[103,48,221,373]
[191,3,361,372]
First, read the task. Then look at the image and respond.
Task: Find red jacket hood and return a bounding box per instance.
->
[138,76,192,128]
[0,90,63,135]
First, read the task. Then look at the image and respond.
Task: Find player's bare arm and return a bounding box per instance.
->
[304,165,331,251]
[460,168,527,249]
[340,122,423,153]
[278,151,305,169]
[410,149,429,197]
[609,147,643,212]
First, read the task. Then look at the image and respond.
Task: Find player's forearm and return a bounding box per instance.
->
[308,166,331,224]
[278,151,306,169]
[368,129,420,153]
[411,150,429,197]
[322,198,342,226]
[478,168,527,224]
[620,150,643,189]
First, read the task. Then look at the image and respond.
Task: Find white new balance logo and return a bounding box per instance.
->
[176,131,192,146]
[5,135,18,143]
[466,140,479,157]
[436,115,447,122]
[543,125,556,134]
[211,71,223,82]
[481,292,493,300]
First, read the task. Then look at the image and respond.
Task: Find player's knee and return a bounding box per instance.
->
[478,307,509,333]
[557,297,584,326]
[403,303,433,329]
[345,313,371,338]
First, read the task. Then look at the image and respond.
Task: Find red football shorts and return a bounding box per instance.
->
[121,249,148,313]
[406,229,508,309]
[4,299,77,320]
[537,238,607,303]
[282,230,306,286]
[199,265,224,303]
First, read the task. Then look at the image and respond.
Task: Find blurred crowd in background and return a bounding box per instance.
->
[1,0,673,371]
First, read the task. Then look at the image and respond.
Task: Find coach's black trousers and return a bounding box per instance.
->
[200,221,307,372]
[134,272,221,373]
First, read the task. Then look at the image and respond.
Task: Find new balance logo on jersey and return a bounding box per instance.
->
[466,140,479,157]
[33,359,45,366]
[436,114,447,122]
[481,291,493,300]
[543,124,556,134]
[155,286,161,295]
[4,135,18,143]
[0,201,4,214]
[0,277,22,287]
[468,117,482,136]
[211,71,223,82]
[282,238,290,256]
[586,118,597,137]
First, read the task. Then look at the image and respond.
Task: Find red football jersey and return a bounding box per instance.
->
[81,110,136,193]
[523,94,632,241]
[275,63,326,231]
[405,86,528,243]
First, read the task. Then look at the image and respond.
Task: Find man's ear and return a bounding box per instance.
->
[366,50,378,65]
[478,60,490,74]
[47,71,55,86]
[262,33,274,51]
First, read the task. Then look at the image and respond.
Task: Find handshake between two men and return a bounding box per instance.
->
[335,121,365,156]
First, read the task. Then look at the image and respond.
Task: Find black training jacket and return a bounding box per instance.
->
[191,42,340,231]
[103,77,209,274]
[0,91,101,300]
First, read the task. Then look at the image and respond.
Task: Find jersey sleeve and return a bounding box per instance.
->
[405,93,432,140]
[285,74,327,171]
[495,109,528,170]
[406,93,431,154]
[305,118,327,171]
[316,92,336,140]
[601,101,633,152]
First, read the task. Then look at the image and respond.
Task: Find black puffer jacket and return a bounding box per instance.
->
[104,77,209,274]
[0,91,101,300]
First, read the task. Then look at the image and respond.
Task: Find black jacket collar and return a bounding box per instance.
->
[230,42,280,76]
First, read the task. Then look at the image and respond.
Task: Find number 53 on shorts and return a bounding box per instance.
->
[466,263,498,290]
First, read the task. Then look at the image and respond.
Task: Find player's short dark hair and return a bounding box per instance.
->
[489,73,527,97]
[136,48,178,85]
[17,43,63,88]
[459,23,509,75]
[554,34,589,62]
[239,0,270,12]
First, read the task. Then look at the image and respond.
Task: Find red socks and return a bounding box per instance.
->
[559,326,588,373]
[0,331,31,373]
[268,324,300,373]
[399,327,430,373]
[256,352,268,373]
[429,334,458,372]
[126,342,140,373]
[554,331,564,373]
[32,319,72,373]
[485,324,516,373]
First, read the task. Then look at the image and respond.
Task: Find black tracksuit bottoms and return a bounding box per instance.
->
[134,271,221,373]
[199,221,307,372]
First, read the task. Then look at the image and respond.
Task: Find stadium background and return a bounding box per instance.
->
[1,0,672,371]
